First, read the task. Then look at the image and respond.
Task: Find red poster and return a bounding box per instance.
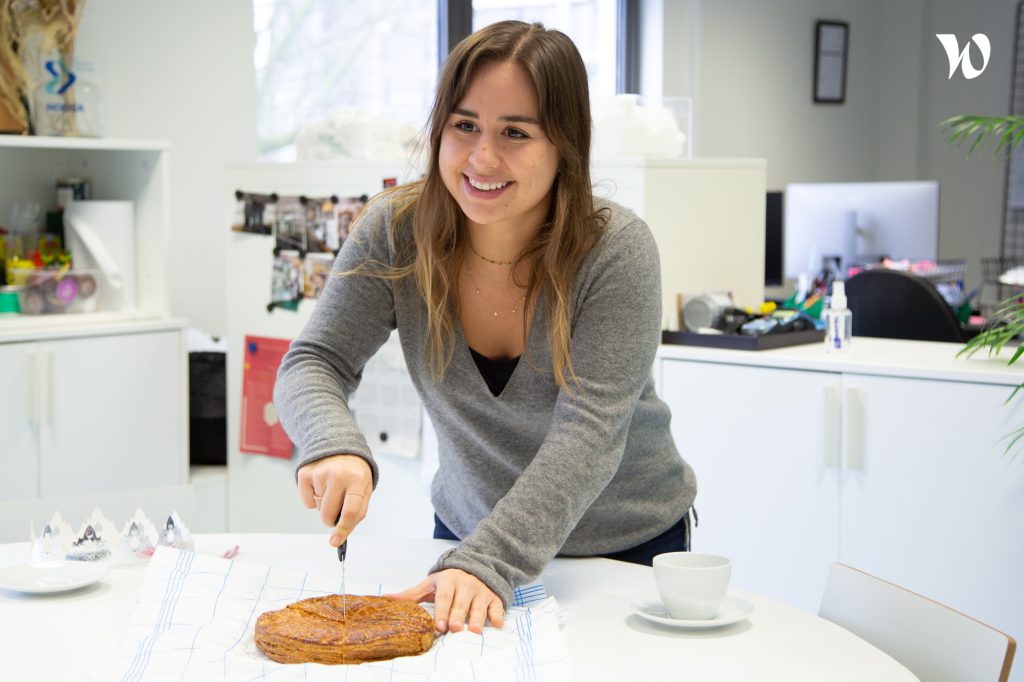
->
[240,335,294,459]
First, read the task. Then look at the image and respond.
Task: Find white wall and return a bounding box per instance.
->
[75,0,257,338]
[651,0,1015,293]
[920,0,1017,304]
[69,0,1018,331]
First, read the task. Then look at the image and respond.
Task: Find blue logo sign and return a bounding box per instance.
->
[44,59,77,95]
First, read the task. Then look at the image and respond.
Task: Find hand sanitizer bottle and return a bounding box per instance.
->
[824,280,852,353]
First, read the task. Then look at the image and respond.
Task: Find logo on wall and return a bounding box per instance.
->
[935,33,991,80]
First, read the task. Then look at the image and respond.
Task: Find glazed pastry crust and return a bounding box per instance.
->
[255,594,436,664]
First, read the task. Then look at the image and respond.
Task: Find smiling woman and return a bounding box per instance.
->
[273,19,697,639]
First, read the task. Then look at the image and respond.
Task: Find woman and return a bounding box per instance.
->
[274,20,696,636]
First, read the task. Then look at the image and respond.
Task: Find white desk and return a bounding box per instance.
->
[0,533,917,681]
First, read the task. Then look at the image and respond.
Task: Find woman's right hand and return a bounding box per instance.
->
[297,454,373,548]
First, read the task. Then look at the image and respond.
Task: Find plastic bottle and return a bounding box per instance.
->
[824,280,852,353]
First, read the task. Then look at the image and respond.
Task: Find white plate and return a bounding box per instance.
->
[0,562,109,595]
[632,595,753,629]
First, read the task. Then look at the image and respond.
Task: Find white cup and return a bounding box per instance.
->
[653,552,731,620]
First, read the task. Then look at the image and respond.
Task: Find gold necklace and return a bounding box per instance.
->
[469,242,515,266]
[466,267,526,317]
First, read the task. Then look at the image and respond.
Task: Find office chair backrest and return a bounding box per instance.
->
[844,268,964,342]
[819,563,1016,682]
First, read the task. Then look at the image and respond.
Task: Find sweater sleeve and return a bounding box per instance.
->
[430,217,663,605]
[273,200,399,485]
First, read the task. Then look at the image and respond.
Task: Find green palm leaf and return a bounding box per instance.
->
[939,115,1024,158]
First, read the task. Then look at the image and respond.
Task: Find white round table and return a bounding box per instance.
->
[0,533,917,680]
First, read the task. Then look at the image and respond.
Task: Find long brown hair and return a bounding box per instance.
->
[353,20,606,392]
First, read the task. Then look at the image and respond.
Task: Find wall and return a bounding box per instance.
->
[70,0,1018,331]
[651,0,1015,294]
[74,0,257,337]
[921,0,1018,306]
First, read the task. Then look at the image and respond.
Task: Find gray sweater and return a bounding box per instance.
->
[274,196,697,606]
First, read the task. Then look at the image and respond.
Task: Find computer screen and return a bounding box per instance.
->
[783,181,939,280]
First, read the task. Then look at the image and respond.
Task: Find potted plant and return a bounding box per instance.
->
[942,114,1024,454]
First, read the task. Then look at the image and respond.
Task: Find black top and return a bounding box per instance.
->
[469,347,520,396]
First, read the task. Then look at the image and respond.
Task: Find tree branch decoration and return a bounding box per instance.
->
[0,0,86,134]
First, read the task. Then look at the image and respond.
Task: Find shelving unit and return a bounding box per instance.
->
[0,136,188,502]
[0,136,171,333]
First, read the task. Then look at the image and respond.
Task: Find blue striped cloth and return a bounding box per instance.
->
[95,546,572,681]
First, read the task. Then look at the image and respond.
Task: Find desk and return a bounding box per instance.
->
[0,534,916,681]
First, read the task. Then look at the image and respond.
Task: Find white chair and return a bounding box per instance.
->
[819,562,1016,682]
[0,484,197,544]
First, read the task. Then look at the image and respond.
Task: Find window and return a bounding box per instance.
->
[472,0,619,96]
[253,0,438,161]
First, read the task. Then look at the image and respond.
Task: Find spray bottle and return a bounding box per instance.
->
[824,280,852,353]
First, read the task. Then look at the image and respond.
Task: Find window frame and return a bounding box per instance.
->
[438,0,638,94]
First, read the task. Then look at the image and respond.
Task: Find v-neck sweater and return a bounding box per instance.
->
[274,195,697,607]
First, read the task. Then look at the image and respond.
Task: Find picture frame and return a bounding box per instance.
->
[814,20,849,104]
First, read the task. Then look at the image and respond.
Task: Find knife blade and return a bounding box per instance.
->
[338,539,347,622]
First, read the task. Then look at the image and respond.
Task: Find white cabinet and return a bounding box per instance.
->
[0,343,37,500]
[0,327,187,501]
[0,137,187,502]
[661,359,842,610]
[657,338,1024,668]
[838,373,1024,643]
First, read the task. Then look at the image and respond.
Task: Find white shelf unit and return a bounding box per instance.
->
[0,136,171,329]
[592,158,767,326]
[0,137,188,502]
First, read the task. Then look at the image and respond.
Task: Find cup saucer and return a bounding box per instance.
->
[0,561,109,595]
[631,595,753,629]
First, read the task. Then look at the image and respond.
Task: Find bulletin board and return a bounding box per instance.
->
[223,160,435,537]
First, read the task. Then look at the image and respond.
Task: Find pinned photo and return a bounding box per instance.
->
[231,191,277,235]
[303,252,334,299]
[270,249,302,309]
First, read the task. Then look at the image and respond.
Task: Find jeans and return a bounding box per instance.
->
[432,508,693,568]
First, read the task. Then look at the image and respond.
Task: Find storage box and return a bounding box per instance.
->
[10,268,102,315]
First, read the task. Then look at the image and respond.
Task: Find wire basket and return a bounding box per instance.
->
[979,257,1024,317]
[981,257,1024,286]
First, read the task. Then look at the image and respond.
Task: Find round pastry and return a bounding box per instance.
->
[255,594,436,665]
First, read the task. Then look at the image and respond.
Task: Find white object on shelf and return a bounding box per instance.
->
[64,200,136,311]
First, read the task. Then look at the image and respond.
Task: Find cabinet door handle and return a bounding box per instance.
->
[40,349,53,424]
[27,347,39,430]
[842,386,864,471]
[823,383,842,468]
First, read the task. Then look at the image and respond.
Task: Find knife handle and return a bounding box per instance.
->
[332,508,348,561]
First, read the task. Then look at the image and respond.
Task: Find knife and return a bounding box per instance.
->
[338,539,347,622]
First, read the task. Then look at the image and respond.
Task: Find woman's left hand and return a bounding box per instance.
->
[387,568,505,634]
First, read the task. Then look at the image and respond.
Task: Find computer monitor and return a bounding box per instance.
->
[783,181,939,280]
